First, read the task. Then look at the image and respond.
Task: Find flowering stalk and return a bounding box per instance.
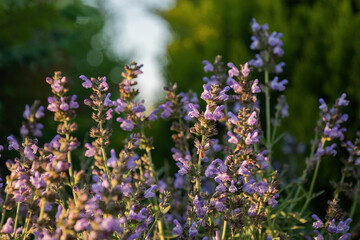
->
[249,18,287,162]
[81,74,112,187]
[46,72,80,190]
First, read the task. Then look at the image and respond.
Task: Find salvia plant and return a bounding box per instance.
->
[0,18,359,240]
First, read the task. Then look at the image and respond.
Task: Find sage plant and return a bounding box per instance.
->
[0,18,358,240]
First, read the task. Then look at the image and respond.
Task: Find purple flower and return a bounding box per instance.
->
[268,32,283,47]
[174,173,184,189]
[215,182,227,193]
[128,206,146,222]
[99,77,109,91]
[104,93,113,107]
[270,77,288,91]
[311,214,324,229]
[241,63,250,77]
[218,86,230,101]
[227,112,238,124]
[51,80,63,93]
[23,105,31,119]
[214,200,226,212]
[324,143,337,156]
[324,123,345,140]
[201,84,212,100]
[113,99,126,113]
[107,149,118,168]
[328,219,337,233]
[229,180,237,193]
[273,46,284,56]
[47,97,58,112]
[30,172,46,189]
[205,163,218,178]
[202,60,214,73]
[189,222,198,237]
[337,93,349,106]
[105,108,113,120]
[69,95,79,109]
[251,79,261,93]
[59,97,69,111]
[238,160,250,176]
[268,193,279,207]
[101,217,122,233]
[127,154,138,171]
[56,205,62,219]
[148,109,159,121]
[204,105,225,121]
[249,54,263,68]
[243,179,256,194]
[117,118,134,131]
[247,111,258,125]
[159,101,173,119]
[188,103,200,118]
[251,18,261,32]
[227,131,239,145]
[248,204,257,216]
[172,219,183,235]
[275,62,285,74]
[7,135,19,151]
[74,218,90,232]
[254,181,268,196]
[245,130,260,145]
[227,62,239,78]
[24,146,35,160]
[227,78,242,93]
[250,36,260,50]
[85,143,96,157]
[314,230,324,240]
[1,217,13,234]
[337,218,352,233]
[144,185,158,198]
[132,100,146,115]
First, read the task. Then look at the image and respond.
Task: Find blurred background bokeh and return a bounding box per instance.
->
[1,0,360,221]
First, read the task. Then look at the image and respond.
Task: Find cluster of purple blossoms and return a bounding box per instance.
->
[20,101,44,138]
[310,94,349,164]
[165,56,279,239]
[311,214,351,240]
[249,18,285,74]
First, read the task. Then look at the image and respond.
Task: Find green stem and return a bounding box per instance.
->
[289,134,320,212]
[196,135,205,193]
[63,121,74,185]
[21,211,32,240]
[39,194,46,221]
[221,220,227,240]
[350,181,359,219]
[99,121,111,188]
[300,159,321,216]
[13,202,21,237]
[0,192,9,227]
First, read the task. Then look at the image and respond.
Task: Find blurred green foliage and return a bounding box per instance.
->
[162,0,360,143]
[0,0,126,175]
[0,0,124,136]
